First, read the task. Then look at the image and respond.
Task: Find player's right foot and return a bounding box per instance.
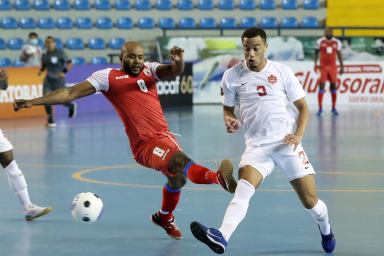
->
[217,159,237,193]
[319,225,336,253]
[316,109,323,116]
[24,204,53,221]
[151,211,182,240]
[190,221,227,254]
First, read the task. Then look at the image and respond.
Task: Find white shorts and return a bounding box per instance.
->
[239,141,315,181]
[0,129,13,153]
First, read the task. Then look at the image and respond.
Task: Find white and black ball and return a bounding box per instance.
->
[71,192,103,223]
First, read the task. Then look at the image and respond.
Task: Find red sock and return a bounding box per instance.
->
[160,185,181,222]
[331,90,337,109]
[318,89,325,110]
[184,162,219,184]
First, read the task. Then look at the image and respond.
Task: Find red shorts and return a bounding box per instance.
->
[319,66,338,84]
[133,133,182,176]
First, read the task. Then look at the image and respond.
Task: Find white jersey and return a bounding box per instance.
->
[222,60,305,146]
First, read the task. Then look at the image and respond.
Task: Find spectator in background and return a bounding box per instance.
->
[40,36,76,128]
[20,32,43,67]
[314,27,344,116]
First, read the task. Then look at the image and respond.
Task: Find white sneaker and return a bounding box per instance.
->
[24,204,53,221]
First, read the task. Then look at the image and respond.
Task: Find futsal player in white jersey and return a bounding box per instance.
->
[190,27,336,254]
[0,69,52,221]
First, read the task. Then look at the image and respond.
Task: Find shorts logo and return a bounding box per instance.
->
[298,150,310,169]
[153,147,170,160]
[267,74,277,85]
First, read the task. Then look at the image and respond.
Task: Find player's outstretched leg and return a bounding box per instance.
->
[190,221,228,254]
[25,204,53,221]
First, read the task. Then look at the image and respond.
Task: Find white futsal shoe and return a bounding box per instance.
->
[24,204,53,221]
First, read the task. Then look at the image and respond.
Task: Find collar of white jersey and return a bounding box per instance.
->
[242,58,270,73]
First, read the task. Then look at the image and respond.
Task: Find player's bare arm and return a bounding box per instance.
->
[223,105,240,133]
[0,69,8,90]
[337,50,344,75]
[14,81,96,111]
[282,97,309,150]
[156,46,185,80]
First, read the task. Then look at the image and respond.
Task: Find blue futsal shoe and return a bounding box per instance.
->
[316,108,323,116]
[319,226,336,253]
[190,221,227,254]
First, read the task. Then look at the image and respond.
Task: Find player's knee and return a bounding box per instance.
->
[168,173,187,189]
[0,150,14,168]
[330,83,337,91]
[168,151,191,173]
[302,195,318,209]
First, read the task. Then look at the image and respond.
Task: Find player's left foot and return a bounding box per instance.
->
[151,211,182,240]
[190,221,227,254]
[24,204,53,221]
[217,159,237,193]
[331,108,339,116]
[319,225,336,253]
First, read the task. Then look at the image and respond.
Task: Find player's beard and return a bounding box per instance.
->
[122,62,142,76]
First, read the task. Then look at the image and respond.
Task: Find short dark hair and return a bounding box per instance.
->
[45,36,55,41]
[28,32,38,38]
[241,27,267,43]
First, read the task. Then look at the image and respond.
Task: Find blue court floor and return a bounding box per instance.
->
[0,105,383,256]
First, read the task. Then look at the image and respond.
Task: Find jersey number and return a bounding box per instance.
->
[257,85,267,96]
[137,79,148,93]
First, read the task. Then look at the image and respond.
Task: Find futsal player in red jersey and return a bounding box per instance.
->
[314,27,344,116]
[14,41,237,239]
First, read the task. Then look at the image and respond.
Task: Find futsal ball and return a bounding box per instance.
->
[71,192,103,223]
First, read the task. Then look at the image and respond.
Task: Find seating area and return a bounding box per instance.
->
[0,0,321,11]
[0,15,321,30]
[0,0,325,66]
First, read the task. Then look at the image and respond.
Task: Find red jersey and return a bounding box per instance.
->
[315,36,342,67]
[87,62,169,151]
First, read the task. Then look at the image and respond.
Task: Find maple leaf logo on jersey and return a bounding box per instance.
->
[267,75,277,85]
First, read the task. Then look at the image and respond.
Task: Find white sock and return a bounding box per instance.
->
[219,179,255,241]
[306,199,331,235]
[4,160,32,209]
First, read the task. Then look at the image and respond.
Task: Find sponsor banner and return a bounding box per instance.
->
[1,63,193,119]
[287,61,384,105]
[158,63,193,107]
[0,67,45,119]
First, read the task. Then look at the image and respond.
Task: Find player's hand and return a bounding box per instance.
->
[224,115,240,133]
[339,66,344,75]
[170,46,184,63]
[14,99,33,111]
[282,134,302,151]
[314,65,320,72]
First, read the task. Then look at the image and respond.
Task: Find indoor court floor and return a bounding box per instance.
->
[0,105,383,256]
